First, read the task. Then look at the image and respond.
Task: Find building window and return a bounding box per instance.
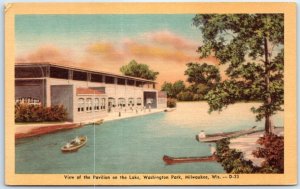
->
[105,76,115,84]
[78,98,85,112]
[117,78,125,85]
[91,74,103,83]
[118,98,126,107]
[94,98,99,111]
[86,98,92,112]
[108,97,115,108]
[50,66,69,79]
[101,98,106,110]
[137,98,142,106]
[136,81,143,87]
[73,71,87,81]
[127,79,135,86]
[15,66,47,78]
[128,98,134,106]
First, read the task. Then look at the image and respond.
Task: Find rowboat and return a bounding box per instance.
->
[94,119,103,125]
[196,126,258,143]
[61,136,87,152]
[163,155,217,165]
[164,108,176,112]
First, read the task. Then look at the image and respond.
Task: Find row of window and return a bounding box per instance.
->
[108,97,143,107]
[16,66,155,88]
[78,97,144,112]
[78,98,106,112]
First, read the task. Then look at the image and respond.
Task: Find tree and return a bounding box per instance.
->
[172,80,186,96]
[193,14,284,133]
[161,82,173,97]
[120,60,159,80]
[161,80,185,98]
[184,62,221,86]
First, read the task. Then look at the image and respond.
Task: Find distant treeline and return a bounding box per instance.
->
[161,63,220,101]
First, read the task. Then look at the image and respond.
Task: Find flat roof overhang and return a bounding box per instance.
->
[15,62,157,84]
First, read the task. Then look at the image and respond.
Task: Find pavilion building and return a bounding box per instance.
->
[15,63,167,123]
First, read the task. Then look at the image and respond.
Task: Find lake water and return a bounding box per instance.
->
[15,102,284,174]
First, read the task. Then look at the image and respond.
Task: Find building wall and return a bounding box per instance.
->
[16,76,164,122]
[157,91,167,109]
[15,80,46,106]
[50,85,73,121]
[157,98,167,109]
[46,78,148,109]
[73,95,107,123]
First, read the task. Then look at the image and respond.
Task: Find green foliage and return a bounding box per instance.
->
[205,80,244,112]
[253,134,284,173]
[193,14,284,130]
[161,62,218,101]
[216,135,284,174]
[184,62,221,86]
[216,139,256,173]
[167,98,177,108]
[15,103,67,122]
[177,91,194,101]
[161,80,185,98]
[191,83,210,95]
[120,60,159,80]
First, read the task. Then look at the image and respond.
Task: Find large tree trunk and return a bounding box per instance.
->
[264,37,274,134]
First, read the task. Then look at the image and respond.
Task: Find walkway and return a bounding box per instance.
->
[104,108,165,122]
[15,108,168,138]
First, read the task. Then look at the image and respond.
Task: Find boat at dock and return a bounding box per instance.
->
[163,155,217,165]
[164,108,176,112]
[61,136,87,152]
[196,126,258,143]
[94,119,103,125]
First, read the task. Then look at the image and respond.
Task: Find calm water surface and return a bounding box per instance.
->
[15,102,283,174]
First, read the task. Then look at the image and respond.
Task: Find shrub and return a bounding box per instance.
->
[177,91,194,101]
[253,134,284,173]
[216,134,284,174]
[15,103,67,122]
[216,138,256,173]
[167,98,177,108]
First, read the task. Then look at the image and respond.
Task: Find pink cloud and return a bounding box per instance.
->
[16,45,74,65]
[86,42,124,61]
[144,30,198,51]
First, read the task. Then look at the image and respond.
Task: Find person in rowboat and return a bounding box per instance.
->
[74,136,81,144]
[65,143,71,148]
[209,144,216,155]
[198,130,206,139]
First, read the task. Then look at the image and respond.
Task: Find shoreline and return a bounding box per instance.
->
[228,127,284,167]
[15,108,167,139]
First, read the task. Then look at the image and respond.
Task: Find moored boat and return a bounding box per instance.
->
[94,119,104,125]
[196,126,258,143]
[61,136,87,152]
[164,108,176,112]
[163,155,217,165]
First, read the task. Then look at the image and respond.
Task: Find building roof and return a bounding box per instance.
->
[76,88,105,95]
[15,62,156,84]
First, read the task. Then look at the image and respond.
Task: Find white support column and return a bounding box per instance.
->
[46,78,51,107]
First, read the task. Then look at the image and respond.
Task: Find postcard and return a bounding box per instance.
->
[5,2,296,185]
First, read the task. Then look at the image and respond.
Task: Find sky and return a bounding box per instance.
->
[15,14,220,87]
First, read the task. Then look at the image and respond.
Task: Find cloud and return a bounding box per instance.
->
[144,30,198,51]
[15,45,74,65]
[86,42,123,61]
[124,40,197,63]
